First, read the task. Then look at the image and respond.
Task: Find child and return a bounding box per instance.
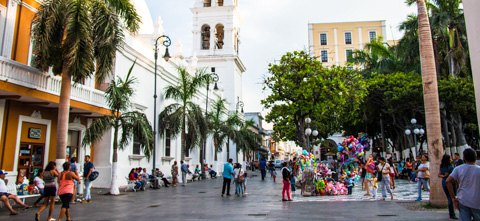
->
[347,175,354,195]
[370,173,378,199]
[272,170,277,182]
[291,176,296,192]
[243,172,248,195]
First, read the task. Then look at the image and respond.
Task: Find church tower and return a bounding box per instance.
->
[190,0,246,162]
[191,0,245,111]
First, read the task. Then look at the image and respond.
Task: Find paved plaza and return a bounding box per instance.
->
[2,172,450,221]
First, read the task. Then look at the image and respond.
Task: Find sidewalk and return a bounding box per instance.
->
[2,171,449,220]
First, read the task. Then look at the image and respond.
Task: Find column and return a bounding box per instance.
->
[1,0,20,58]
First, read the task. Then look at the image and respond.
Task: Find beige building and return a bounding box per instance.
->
[308,20,387,68]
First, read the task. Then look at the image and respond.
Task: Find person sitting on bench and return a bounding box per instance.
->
[0,170,32,215]
[208,165,217,178]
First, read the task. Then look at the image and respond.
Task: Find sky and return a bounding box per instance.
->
[144,0,417,129]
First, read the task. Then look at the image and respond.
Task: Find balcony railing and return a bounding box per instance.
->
[0,56,108,109]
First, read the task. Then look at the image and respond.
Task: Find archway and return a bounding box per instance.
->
[201,25,211,50]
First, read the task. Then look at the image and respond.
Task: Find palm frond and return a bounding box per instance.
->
[105,61,137,113]
[82,116,115,147]
[120,111,154,159]
[158,103,183,139]
[103,0,141,33]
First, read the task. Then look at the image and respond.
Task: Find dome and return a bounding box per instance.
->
[132,0,154,35]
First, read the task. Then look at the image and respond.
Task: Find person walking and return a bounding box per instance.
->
[405,158,413,183]
[415,154,430,201]
[259,158,267,181]
[181,161,188,186]
[364,154,375,196]
[171,161,178,187]
[388,158,398,190]
[35,161,59,221]
[281,162,292,201]
[70,157,79,204]
[221,159,234,197]
[439,154,458,220]
[82,155,94,203]
[360,162,366,190]
[57,162,80,221]
[377,157,394,201]
[447,148,480,221]
[234,163,245,197]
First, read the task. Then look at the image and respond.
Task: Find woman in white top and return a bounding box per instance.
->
[33,169,45,207]
[234,163,245,197]
[415,154,430,201]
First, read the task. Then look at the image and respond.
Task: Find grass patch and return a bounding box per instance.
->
[420,203,448,210]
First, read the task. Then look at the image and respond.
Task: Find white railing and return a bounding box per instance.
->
[0,56,108,109]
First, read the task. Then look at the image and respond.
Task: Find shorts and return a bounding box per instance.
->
[389,173,395,177]
[365,173,372,179]
[0,192,11,197]
[360,177,365,183]
[73,179,79,187]
[59,193,73,209]
[44,186,57,197]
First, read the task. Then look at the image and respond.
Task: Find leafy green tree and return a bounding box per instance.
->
[158,67,209,161]
[234,120,261,162]
[82,61,153,195]
[262,51,367,150]
[32,0,140,164]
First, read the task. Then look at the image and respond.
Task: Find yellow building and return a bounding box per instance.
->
[308,20,387,68]
[0,0,109,182]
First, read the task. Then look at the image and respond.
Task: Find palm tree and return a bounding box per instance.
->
[416,0,446,207]
[207,98,242,161]
[235,120,261,162]
[158,67,209,161]
[82,61,154,195]
[352,37,402,76]
[31,0,140,165]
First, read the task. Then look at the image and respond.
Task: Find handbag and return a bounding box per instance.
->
[377,164,386,182]
[89,165,99,181]
[423,169,430,179]
[238,168,245,183]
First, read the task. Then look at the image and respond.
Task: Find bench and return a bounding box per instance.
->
[125,177,137,192]
[0,184,40,208]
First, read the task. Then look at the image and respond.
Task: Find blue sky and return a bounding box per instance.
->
[144,0,417,129]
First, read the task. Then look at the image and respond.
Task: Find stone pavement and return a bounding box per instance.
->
[2,172,449,221]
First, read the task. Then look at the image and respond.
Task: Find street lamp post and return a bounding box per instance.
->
[404,118,425,158]
[201,67,219,179]
[152,35,171,176]
[236,100,244,113]
[304,117,318,152]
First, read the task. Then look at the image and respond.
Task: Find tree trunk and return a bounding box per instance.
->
[181,119,186,161]
[214,139,218,161]
[226,141,230,161]
[449,119,457,153]
[417,0,446,207]
[110,124,119,195]
[55,72,72,166]
[453,112,468,157]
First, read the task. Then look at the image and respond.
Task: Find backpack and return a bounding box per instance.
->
[238,168,245,183]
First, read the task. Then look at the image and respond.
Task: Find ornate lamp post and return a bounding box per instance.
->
[152,35,171,176]
[236,100,244,113]
[405,118,425,158]
[202,67,219,179]
[304,117,318,152]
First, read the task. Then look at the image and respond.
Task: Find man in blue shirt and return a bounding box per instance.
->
[82,155,94,203]
[181,161,189,186]
[259,158,267,181]
[222,159,234,196]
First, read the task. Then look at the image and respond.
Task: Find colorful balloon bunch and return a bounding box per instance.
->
[337,134,369,165]
[357,133,370,151]
[299,150,316,171]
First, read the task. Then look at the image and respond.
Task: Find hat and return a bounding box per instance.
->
[0,170,8,175]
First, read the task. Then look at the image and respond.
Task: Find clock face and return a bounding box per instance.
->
[28,128,42,139]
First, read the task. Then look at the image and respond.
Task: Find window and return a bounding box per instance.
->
[201,25,211,50]
[66,130,80,162]
[369,31,377,42]
[345,32,352,44]
[347,66,354,70]
[132,136,141,155]
[346,49,353,62]
[320,33,327,45]
[165,130,171,157]
[215,24,224,49]
[321,50,328,62]
[217,0,223,6]
[204,0,211,7]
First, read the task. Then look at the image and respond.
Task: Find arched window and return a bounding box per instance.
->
[217,0,223,6]
[204,0,211,7]
[201,25,211,50]
[215,24,224,49]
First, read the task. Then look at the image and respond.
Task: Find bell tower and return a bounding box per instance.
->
[190,0,245,112]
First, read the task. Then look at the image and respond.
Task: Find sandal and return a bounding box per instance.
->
[10,211,19,215]
[22,205,32,209]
